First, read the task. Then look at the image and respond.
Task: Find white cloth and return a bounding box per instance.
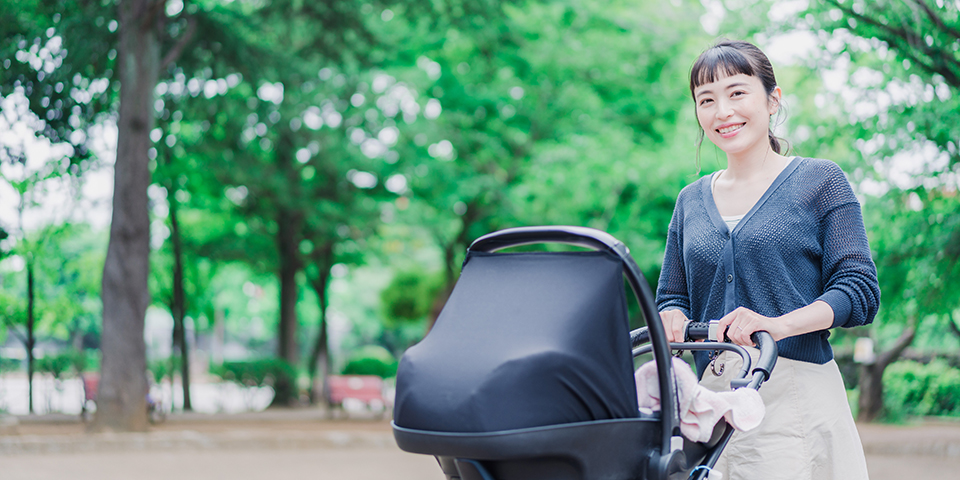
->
[634,357,765,443]
[700,348,870,480]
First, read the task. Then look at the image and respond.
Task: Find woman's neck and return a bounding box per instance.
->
[712,146,793,217]
[722,146,790,184]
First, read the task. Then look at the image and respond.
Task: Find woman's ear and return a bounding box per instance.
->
[769,86,783,115]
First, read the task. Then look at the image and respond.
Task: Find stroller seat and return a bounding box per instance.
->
[392,226,774,480]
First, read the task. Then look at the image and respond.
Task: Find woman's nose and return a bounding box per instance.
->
[716,99,733,118]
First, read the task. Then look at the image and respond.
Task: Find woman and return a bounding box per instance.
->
[656,40,880,479]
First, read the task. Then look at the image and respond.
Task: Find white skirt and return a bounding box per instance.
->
[698,348,869,480]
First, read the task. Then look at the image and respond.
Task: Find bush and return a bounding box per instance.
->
[341,345,398,378]
[380,269,443,325]
[36,352,75,380]
[149,357,181,384]
[883,359,960,418]
[67,349,98,375]
[0,356,21,373]
[211,358,297,388]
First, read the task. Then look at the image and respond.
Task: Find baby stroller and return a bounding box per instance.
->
[392,226,777,480]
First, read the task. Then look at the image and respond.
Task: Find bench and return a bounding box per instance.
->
[326,375,389,418]
[80,373,99,421]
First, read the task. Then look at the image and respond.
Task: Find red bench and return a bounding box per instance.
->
[80,373,99,421]
[326,375,388,418]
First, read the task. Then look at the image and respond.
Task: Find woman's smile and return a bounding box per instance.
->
[717,122,745,137]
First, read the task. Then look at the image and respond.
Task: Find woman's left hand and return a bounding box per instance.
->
[716,307,784,346]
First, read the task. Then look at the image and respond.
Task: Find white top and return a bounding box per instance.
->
[722,214,744,231]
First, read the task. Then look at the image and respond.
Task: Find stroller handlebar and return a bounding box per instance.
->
[630,322,778,391]
[469,225,628,254]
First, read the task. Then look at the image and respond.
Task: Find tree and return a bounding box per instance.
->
[94,0,166,431]
[0,93,87,413]
[164,1,419,405]
[796,0,960,419]
[380,0,706,324]
[1,0,193,430]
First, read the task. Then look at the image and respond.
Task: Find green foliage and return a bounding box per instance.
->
[0,291,25,332]
[791,1,960,345]
[341,345,398,378]
[211,358,298,388]
[0,356,20,373]
[380,269,443,324]
[0,0,117,169]
[148,356,181,385]
[383,0,709,302]
[78,348,100,373]
[883,360,960,419]
[35,351,75,380]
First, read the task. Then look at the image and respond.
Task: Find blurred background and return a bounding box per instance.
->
[0,0,958,429]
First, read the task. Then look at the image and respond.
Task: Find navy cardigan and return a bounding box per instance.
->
[656,157,880,375]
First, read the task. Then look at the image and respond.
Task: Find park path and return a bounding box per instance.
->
[1,410,959,479]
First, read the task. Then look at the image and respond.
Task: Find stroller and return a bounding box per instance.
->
[392,226,777,480]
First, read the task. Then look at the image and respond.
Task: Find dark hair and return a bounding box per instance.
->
[689,40,789,159]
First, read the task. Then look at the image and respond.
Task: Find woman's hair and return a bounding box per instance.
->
[689,40,789,160]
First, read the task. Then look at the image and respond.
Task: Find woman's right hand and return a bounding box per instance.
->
[659,309,689,343]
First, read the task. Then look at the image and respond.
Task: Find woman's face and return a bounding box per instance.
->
[694,73,780,159]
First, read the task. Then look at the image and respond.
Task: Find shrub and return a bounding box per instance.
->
[0,356,21,373]
[380,269,443,325]
[36,352,75,380]
[148,357,181,384]
[341,345,398,378]
[212,358,297,388]
[883,359,960,418]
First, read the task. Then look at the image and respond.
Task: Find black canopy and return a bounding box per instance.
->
[393,250,639,433]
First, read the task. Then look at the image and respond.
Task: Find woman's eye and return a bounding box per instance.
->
[698,98,713,106]
[732,91,745,97]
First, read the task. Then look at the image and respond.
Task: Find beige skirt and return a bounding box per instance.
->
[698,349,869,480]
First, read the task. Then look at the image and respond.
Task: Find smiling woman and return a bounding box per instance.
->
[655,40,880,480]
[694,73,779,166]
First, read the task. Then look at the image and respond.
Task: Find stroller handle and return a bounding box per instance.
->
[631,323,778,390]
[470,225,628,254]
[469,225,680,459]
[685,321,777,389]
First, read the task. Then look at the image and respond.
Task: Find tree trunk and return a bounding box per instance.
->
[26,260,35,414]
[428,210,479,331]
[947,314,960,340]
[306,242,334,405]
[271,206,302,406]
[92,0,160,432]
[307,297,331,406]
[426,240,459,332]
[277,208,301,366]
[857,326,916,422]
[169,194,192,411]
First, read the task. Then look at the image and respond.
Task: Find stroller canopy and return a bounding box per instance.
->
[393,250,639,433]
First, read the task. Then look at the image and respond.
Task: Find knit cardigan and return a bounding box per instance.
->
[656,157,880,376]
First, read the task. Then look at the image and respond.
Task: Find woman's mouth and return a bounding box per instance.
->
[717,123,745,137]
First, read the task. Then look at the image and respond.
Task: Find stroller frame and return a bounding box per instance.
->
[393,226,777,480]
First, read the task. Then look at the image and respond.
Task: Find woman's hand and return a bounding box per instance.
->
[717,301,834,346]
[716,307,775,346]
[659,309,690,343]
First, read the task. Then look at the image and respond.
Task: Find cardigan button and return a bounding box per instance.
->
[726,274,733,282]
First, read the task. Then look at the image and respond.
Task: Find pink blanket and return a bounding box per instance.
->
[635,357,764,443]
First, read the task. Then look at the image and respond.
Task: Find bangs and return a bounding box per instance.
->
[689,45,757,94]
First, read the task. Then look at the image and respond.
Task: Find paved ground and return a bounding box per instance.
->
[1,410,959,479]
